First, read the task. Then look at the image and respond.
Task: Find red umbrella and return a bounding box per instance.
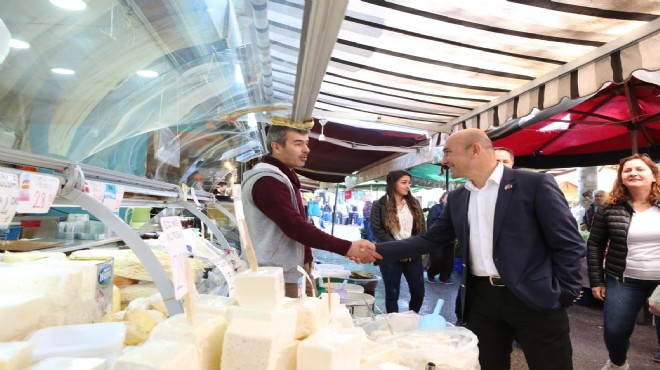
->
[490,72,660,169]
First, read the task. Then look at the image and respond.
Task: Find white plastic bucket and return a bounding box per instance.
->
[341,292,375,317]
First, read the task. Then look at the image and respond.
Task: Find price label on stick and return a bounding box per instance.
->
[0,171,19,228]
[159,216,189,300]
[16,172,60,214]
[209,255,236,295]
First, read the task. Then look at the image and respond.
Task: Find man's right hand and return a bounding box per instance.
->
[346,239,382,264]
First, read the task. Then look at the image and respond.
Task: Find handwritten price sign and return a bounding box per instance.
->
[159,216,189,299]
[16,172,60,214]
[84,180,106,203]
[102,184,124,212]
[0,171,19,227]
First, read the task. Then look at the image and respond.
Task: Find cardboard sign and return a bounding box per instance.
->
[17,172,60,213]
[159,216,189,299]
[0,171,19,227]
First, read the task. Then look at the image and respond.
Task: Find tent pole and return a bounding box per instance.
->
[624,81,640,154]
[331,185,339,236]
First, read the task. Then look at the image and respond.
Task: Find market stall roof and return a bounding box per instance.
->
[0,1,659,185]
[488,70,660,168]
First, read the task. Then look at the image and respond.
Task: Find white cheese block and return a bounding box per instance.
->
[0,264,90,327]
[112,340,200,370]
[274,340,299,370]
[0,342,34,370]
[194,294,234,316]
[297,328,365,370]
[149,313,227,370]
[285,297,329,339]
[320,293,354,328]
[0,293,46,341]
[28,357,106,370]
[233,267,285,309]
[228,305,297,343]
[221,318,284,370]
[0,264,83,307]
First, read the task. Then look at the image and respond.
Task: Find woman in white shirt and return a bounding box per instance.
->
[370,170,426,313]
[587,154,660,370]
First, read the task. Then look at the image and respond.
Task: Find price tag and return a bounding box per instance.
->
[101,184,124,212]
[84,180,106,203]
[0,171,19,227]
[16,172,60,213]
[209,255,236,295]
[159,216,189,300]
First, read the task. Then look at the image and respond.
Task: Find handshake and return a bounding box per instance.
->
[346,239,382,264]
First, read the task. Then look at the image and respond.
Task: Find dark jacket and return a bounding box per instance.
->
[426,203,444,230]
[370,195,424,243]
[377,166,586,313]
[587,201,660,286]
[581,202,598,229]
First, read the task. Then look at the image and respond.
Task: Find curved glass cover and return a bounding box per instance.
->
[0,0,302,185]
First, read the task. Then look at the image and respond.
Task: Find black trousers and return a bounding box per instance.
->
[426,243,455,281]
[466,274,573,370]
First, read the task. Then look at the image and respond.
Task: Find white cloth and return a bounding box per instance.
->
[392,199,414,241]
[465,163,504,277]
[624,206,660,280]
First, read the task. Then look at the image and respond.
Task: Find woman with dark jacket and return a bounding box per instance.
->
[587,154,660,370]
[371,170,426,313]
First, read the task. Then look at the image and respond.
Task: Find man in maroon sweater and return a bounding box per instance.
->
[242,124,381,297]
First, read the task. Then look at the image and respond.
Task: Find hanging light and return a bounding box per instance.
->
[318,119,327,141]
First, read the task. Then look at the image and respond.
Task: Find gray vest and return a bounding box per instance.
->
[241,163,305,283]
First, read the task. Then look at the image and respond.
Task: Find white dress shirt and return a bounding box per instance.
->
[465,163,504,277]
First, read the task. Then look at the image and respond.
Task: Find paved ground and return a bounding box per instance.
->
[315,223,660,370]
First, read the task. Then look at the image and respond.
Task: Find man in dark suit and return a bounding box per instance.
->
[376,129,585,370]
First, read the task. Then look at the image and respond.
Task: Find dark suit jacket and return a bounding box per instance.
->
[377,166,585,315]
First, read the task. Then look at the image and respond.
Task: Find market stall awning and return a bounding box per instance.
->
[488,70,660,168]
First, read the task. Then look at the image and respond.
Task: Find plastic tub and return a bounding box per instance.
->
[27,322,126,361]
[341,292,375,317]
[0,225,22,240]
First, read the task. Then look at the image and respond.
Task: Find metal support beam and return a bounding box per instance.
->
[176,201,233,250]
[60,165,183,316]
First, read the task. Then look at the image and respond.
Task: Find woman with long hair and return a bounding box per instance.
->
[587,154,660,369]
[370,170,426,312]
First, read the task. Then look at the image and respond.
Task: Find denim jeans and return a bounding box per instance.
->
[379,258,425,313]
[603,275,660,365]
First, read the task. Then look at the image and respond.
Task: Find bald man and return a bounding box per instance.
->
[376,129,585,370]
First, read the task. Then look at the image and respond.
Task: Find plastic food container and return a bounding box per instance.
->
[27,322,126,361]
